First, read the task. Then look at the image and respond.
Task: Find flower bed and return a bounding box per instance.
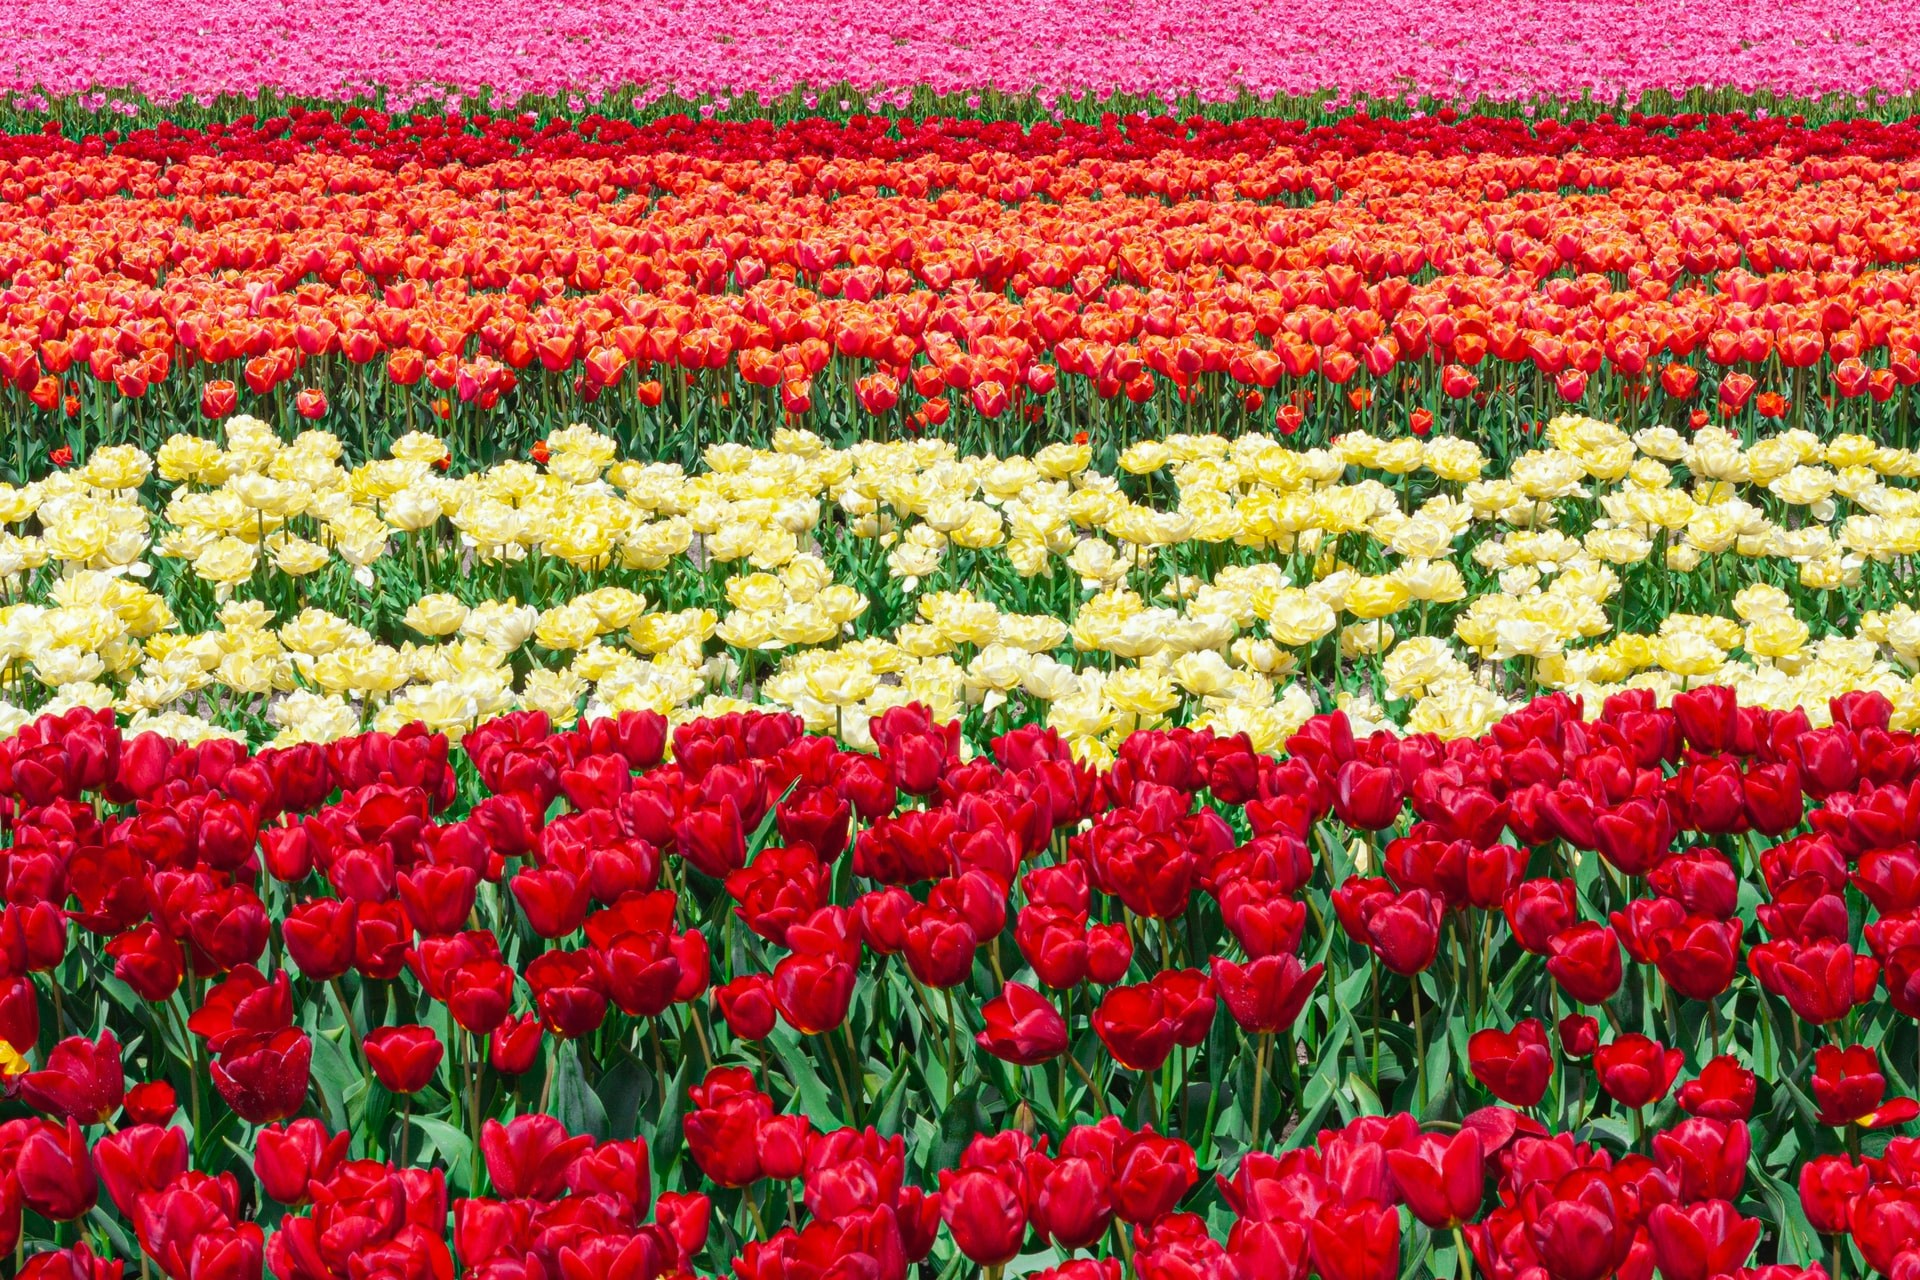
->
[0,690,1916,1277]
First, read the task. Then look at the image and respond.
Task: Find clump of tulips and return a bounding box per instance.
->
[0,685,1915,1274]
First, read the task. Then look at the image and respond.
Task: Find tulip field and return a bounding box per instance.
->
[7,8,1920,1280]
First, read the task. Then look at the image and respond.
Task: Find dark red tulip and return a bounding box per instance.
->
[1797,1154,1870,1236]
[1546,923,1623,1004]
[937,1168,1027,1266]
[91,1123,188,1217]
[210,1027,311,1124]
[1034,1156,1113,1250]
[754,1113,812,1182]
[489,1013,542,1075]
[17,1118,96,1221]
[1812,1043,1920,1127]
[1333,761,1406,830]
[1110,1131,1197,1223]
[1092,983,1177,1072]
[1650,915,1742,1001]
[1749,937,1878,1025]
[1676,1055,1756,1121]
[1153,967,1216,1047]
[1852,1184,1920,1277]
[1594,1035,1683,1110]
[483,1113,595,1199]
[1557,1014,1599,1058]
[121,1080,177,1126]
[1511,882,1584,954]
[903,908,978,989]
[772,951,857,1035]
[684,1069,771,1188]
[446,959,515,1035]
[1363,888,1444,975]
[1467,1019,1552,1108]
[714,974,778,1041]
[254,1119,349,1206]
[1651,1118,1748,1202]
[1646,1199,1761,1280]
[977,982,1068,1066]
[1015,905,1089,989]
[363,1025,443,1095]
[1528,1169,1629,1280]
[1085,922,1133,984]
[1307,1199,1400,1280]
[1387,1130,1484,1228]
[1210,954,1323,1034]
[18,1031,124,1125]
[105,922,184,1001]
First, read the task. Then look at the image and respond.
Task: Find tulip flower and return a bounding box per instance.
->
[976,981,1069,1066]
[1594,1035,1684,1111]
[1467,1019,1553,1108]
[363,1025,444,1095]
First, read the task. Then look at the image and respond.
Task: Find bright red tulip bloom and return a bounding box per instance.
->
[91,1123,188,1217]
[363,1025,444,1095]
[254,1119,350,1206]
[210,1027,311,1124]
[17,1119,96,1221]
[1210,954,1323,1035]
[1813,1043,1920,1127]
[1467,1019,1552,1108]
[483,1113,595,1199]
[1676,1055,1756,1121]
[1594,1035,1684,1110]
[937,1167,1027,1266]
[1796,1154,1869,1236]
[1307,1199,1400,1280]
[1386,1130,1485,1228]
[1092,983,1177,1072]
[18,1031,124,1125]
[1034,1155,1113,1251]
[977,981,1068,1066]
[1546,923,1624,1004]
[714,974,778,1041]
[1647,1200,1761,1280]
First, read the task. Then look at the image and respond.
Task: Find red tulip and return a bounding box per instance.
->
[1092,983,1177,1072]
[17,1119,96,1221]
[482,1114,595,1199]
[1646,1200,1761,1280]
[1676,1055,1756,1121]
[210,1027,311,1124]
[1797,1154,1869,1236]
[363,1025,444,1095]
[1594,1035,1683,1110]
[1307,1200,1400,1280]
[18,1031,124,1125]
[1387,1130,1484,1228]
[254,1119,350,1206]
[1813,1043,1920,1127]
[714,974,778,1041]
[937,1168,1027,1266]
[977,982,1068,1066]
[1546,923,1623,1004]
[1467,1019,1552,1108]
[1210,954,1323,1034]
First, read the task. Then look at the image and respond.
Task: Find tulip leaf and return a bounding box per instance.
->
[768,1024,845,1129]
[309,1031,359,1134]
[549,1041,610,1141]
[413,1115,473,1185]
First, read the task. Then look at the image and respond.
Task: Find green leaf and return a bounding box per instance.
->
[549,1041,610,1140]
[414,1115,474,1185]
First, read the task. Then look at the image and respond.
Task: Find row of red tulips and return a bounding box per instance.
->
[10,107,1920,170]
[0,691,1918,1273]
[8,110,1920,465]
[17,1076,1917,1280]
